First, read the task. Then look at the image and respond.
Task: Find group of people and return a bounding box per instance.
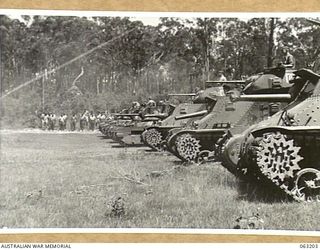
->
[79,111,109,131]
[40,113,68,131]
[118,98,168,116]
[39,111,109,131]
[127,98,159,113]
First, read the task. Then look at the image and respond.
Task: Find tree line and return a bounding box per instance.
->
[0,15,320,128]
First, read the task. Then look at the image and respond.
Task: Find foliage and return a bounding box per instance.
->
[1,15,320,127]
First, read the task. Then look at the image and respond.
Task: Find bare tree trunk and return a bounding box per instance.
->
[0,34,3,95]
[42,76,45,111]
[96,77,100,95]
[267,18,275,68]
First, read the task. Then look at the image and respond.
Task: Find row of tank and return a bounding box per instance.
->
[99,66,320,202]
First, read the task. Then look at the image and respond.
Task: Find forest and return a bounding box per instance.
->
[1,15,320,128]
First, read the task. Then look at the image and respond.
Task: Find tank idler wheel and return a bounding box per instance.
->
[158,140,167,152]
[196,150,211,164]
[196,150,216,164]
[294,168,320,202]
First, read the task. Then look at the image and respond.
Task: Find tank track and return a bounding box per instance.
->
[240,132,320,202]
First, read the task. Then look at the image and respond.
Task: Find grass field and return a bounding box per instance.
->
[0,130,320,230]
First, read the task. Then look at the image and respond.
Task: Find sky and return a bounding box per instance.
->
[130,17,160,26]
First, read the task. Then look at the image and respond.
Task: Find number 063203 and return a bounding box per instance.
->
[300,244,319,248]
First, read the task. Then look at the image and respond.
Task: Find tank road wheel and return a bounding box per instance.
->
[196,150,211,164]
[219,134,243,175]
[175,133,201,162]
[144,129,163,151]
[256,132,303,184]
[294,168,320,202]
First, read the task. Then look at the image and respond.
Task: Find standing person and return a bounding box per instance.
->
[283,47,295,68]
[217,71,227,82]
[48,113,52,130]
[130,101,141,113]
[50,113,56,130]
[58,115,64,130]
[100,112,106,124]
[89,111,96,131]
[146,98,156,114]
[70,114,77,131]
[40,113,45,130]
[157,100,165,113]
[226,65,235,80]
[79,116,84,131]
[80,111,87,131]
[62,113,68,130]
[147,98,156,108]
[96,112,101,128]
[44,113,50,130]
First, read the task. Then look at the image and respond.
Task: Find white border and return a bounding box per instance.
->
[1,8,320,237]
[1,228,320,236]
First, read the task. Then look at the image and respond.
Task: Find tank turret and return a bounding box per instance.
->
[99,100,171,143]
[164,66,295,163]
[242,67,295,94]
[141,87,222,151]
[221,68,320,202]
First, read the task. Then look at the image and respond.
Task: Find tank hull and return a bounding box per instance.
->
[166,128,226,162]
[165,66,297,163]
[165,99,274,162]
[141,103,208,150]
[222,69,320,202]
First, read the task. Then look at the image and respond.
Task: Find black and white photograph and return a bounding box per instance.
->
[1,10,320,231]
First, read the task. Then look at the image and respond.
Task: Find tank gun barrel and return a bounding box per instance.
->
[144,113,168,119]
[175,110,208,120]
[236,94,292,102]
[112,113,141,117]
[206,80,246,84]
[306,19,320,26]
[168,93,196,97]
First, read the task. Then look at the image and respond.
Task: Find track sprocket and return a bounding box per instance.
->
[256,133,303,184]
[175,133,201,162]
[143,128,163,150]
